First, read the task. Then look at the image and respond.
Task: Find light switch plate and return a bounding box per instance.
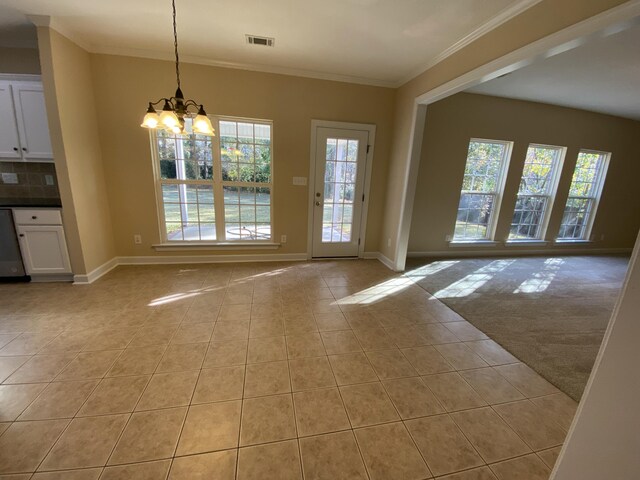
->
[1,173,18,184]
[292,176,307,186]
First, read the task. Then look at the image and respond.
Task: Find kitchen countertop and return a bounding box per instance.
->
[0,198,63,208]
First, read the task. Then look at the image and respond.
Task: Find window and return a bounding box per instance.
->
[508,144,564,241]
[453,139,512,241]
[557,150,610,241]
[153,117,273,242]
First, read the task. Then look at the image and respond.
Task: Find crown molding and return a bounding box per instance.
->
[26,0,543,90]
[88,44,396,88]
[396,0,544,87]
[27,14,94,52]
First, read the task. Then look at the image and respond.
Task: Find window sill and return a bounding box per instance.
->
[448,240,500,248]
[152,242,281,252]
[504,240,549,246]
[554,239,594,245]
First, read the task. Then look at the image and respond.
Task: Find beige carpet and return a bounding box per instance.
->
[405,255,629,401]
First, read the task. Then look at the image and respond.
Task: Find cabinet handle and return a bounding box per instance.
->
[19,234,24,237]
[13,147,18,151]
[22,148,27,152]
[32,216,37,220]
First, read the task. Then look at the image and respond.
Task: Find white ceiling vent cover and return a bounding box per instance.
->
[246,34,275,47]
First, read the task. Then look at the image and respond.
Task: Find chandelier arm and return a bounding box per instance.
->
[172,0,180,91]
[148,98,172,107]
[182,100,201,109]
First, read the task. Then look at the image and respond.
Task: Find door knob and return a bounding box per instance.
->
[315,201,321,206]
[315,192,321,197]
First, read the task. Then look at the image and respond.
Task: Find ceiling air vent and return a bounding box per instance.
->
[246,35,275,47]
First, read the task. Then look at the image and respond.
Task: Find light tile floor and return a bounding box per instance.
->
[0,260,577,479]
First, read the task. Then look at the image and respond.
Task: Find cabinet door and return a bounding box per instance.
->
[17,225,72,275]
[0,81,22,159]
[12,83,53,161]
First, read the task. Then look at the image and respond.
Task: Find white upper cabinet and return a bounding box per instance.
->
[12,82,53,160]
[0,79,53,162]
[0,82,22,159]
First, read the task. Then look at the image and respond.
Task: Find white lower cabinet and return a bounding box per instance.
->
[14,209,72,276]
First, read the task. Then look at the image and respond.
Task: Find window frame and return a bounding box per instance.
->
[507,143,566,243]
[452,138,513,243]
[150,115,275,245]
[556,149,610,242]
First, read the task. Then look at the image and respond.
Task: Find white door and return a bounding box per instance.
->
[17,225,72,275]
[12,83,53,161]
[312,127,369,258]
[0,82,22,159]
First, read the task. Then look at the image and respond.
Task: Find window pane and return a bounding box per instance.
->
[509,195,547,240]
[453,140,510,241]
[558,150,608,240]
[154,118,272,244]
[508,145,563,240]
[321,138,359,244]
[220,120,271,186]
[518,146,562,195]
[454,193,492,240]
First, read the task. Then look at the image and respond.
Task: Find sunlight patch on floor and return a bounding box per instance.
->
[434,259,515,298]
[514,257,564,293]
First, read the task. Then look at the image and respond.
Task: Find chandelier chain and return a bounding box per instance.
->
[172,0,181,91]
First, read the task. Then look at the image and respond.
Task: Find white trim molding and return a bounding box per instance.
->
[398,0,544,86]
[391,0,640,272]
[363,251,399,271]
[308,120,377,260]
[407,247,632,258]
[73,257,118,284]
[27,0,542,89]
[118,253,307,266]
[152,242,281,252]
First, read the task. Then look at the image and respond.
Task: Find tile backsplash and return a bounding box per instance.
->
[0,162,60,199]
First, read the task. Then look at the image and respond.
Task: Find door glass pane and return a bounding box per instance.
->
[322,138,358,243]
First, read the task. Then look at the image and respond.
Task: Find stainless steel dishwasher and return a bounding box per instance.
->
[0,209,27,279]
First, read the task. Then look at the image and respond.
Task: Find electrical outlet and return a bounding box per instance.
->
[1,173,18,184]
[445,234,452,242]
[280,234,287,244]
[387,238,391,248]
[134,234,142,244]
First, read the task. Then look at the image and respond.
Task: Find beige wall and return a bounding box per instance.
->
[88,54,395,257]
[37,28,115,275]
[380,0,631,262]
[0,47,41,74]
[408,93,640,253]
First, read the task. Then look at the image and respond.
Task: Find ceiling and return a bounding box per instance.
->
[0,0,535,86]
[467,19,640,121]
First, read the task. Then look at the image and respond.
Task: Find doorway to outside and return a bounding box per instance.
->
[308,120,375,258]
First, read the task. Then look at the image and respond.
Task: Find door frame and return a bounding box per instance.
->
[307,120,376,259]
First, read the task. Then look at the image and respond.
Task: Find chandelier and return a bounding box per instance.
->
[140,0,215,136]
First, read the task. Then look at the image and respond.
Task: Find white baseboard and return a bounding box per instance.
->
[31,274,74,283]
[73,257,119,284]
[407,247,633,258]
[363,251,399,271]
[117,253,308,265]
